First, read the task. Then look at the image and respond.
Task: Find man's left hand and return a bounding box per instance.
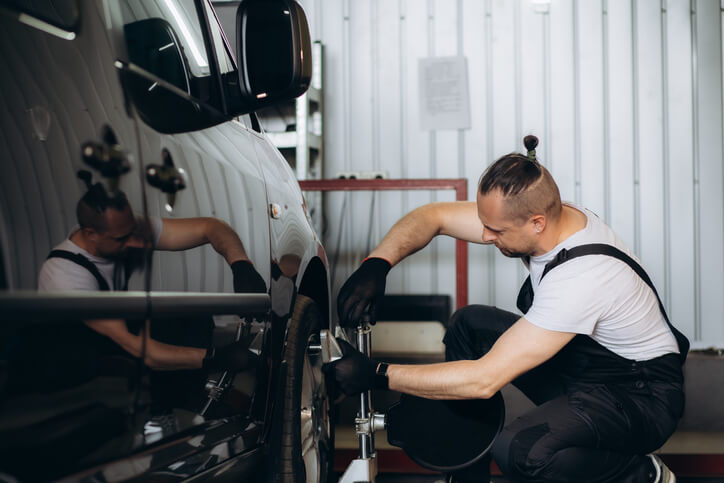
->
[231,260,267,294]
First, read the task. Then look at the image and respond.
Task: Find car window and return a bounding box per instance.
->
[121,0,210,77]
[203,0,235,75]
[119,0,245,129]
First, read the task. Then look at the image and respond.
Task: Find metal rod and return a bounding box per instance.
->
[0,291,270,322]
[357,323,373,459]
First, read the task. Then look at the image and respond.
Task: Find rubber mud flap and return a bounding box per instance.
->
[385,392,505,472]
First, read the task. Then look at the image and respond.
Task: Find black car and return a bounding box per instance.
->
[0,1,335,481]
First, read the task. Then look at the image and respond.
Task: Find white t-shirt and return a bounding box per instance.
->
[38,217,163,292]
[524,204,679,361]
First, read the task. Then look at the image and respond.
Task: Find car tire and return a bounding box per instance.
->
[270,295,334,483]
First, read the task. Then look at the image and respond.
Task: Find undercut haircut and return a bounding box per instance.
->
[478,153,562,223]
[76,183,130,232]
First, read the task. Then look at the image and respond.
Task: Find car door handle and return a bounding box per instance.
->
[146,149,187,210]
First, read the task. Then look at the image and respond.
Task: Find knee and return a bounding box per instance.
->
[492,425,550,481]
[491,427,516,477]
[444,305,484,361]
[443,305,508,361]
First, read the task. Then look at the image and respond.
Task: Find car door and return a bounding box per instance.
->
[0,2,154,480]
[113,0,275,478]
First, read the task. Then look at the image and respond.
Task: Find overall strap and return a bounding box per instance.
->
[538,243,689,363]
[46,250,110,291]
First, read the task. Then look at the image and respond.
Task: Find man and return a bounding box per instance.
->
[38,173,265,371]
[328,136,687,483]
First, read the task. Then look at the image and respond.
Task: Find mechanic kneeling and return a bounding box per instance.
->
[326,136,687,483]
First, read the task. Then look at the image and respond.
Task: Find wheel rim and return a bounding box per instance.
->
[301,333,330,482]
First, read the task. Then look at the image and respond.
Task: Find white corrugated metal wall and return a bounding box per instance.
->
[296,0,724,348]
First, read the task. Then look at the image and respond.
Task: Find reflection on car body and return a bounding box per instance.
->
[0,0,334,481]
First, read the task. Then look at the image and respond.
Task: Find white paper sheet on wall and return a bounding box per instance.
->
[418,56,471,131]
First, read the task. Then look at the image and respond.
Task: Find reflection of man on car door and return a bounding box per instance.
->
[38,172,265,371]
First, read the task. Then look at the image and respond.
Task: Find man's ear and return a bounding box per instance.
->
[531,215,546,233]
[82,227,100,241]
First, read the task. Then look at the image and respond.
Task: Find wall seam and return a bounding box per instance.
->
[603,0,611,225]
[721,0,724,344]
[485,0,496,305]
[371,0,381,251]
[632,0,642,256]
[514,0,525,288]
[427,0,438,295]
[661,0,672,310]
[457,0,465,179]
[573,0,582,205]
[343,0,352,286]
[457,0,465,309]
[691,0,701,340]
[514,0,522,149]
[399,0,408,291]
[543,4,551,169]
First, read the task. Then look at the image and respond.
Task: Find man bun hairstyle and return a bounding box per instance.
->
[478,135,562,223]
[76,170,130,232]
[524,135,538,161]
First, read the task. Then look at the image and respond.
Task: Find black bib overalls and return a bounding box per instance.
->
[442,245,689,483]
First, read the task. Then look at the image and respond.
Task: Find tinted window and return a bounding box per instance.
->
[120,0,238,131]
[122,0,209,76]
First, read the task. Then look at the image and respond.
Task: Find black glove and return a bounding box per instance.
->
[203,340,258,373]
[231,260,267,294]
[323,339,387,396]
[336,257,391,327]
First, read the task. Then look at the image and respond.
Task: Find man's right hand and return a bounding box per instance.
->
[323,338,382,396]
[336,257,391,327]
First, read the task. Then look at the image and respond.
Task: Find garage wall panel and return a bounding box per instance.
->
[375,1,407,296]
[606,0,636,252]
[665,0,696,337]
[431,0,460,300]
[577,2,607,220]
[519,0,546,161]
[636,0,667,302]
[462,0,493,305]
[696,0,724,343]
[548,0,577,204]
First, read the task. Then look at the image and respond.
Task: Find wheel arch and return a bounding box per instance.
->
[296,256,330,330]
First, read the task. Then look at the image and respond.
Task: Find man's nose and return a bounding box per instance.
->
[482,228,497,243]
[124,235,145,249]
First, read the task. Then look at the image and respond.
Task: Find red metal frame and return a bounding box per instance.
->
[299,178,469,308]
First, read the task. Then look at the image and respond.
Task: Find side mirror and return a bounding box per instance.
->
[122,18,225,134]
[236,0,312,110]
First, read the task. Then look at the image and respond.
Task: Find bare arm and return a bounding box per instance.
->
[368,202,487,266]
[156,217,248,265]
[85,319,205,370]
[386,318,576,399]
